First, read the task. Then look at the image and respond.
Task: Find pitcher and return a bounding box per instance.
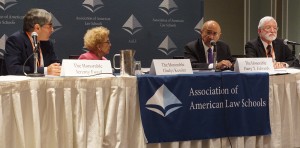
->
[113,49,136,76]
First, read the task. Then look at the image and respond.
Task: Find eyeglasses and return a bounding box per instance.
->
[262,26,279,31]
[42,23,53,29]
[203,30,220,37]
[102,40,111,44]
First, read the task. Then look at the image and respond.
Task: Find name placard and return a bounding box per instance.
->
[149,59,193,75]
[234,58,274,73]
[60,59,113,76]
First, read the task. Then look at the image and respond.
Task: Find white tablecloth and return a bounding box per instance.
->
[0,73,300,148]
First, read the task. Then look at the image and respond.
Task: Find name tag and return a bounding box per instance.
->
[149,59,193,75]
[60,59,113,76]
[234,58,274,73]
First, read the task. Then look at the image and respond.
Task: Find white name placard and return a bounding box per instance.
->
[234,58,274,73]
[149,59,193,75]
[60,59,113,76]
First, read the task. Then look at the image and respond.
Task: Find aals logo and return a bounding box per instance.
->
[158,35,177,55]
[51,14,63,33]
[159,0,178,15]
[122,14,143,35]
[82,0,104,13]
[146,84,182,117]
[0,34,7,59]
[194,17,203,34]
[0,0,18,11]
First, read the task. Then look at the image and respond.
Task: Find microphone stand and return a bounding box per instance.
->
[27,44,45,77]
[213,45,220,72]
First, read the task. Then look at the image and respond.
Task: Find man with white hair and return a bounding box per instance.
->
[245,16,297,68]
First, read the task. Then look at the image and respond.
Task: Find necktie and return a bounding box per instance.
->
[266,45,272,58]
[207,48,213,64]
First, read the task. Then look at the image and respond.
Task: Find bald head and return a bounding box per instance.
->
[202,20,222,33]
[200,20,222,47]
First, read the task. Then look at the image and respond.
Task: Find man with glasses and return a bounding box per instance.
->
[245,16,297,68]
[184,20,234,70]
[4,8,61,76]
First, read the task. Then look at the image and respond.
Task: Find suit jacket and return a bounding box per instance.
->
[184,38,234,69]
[245,37,297,66]
[4,31,59,75]
[78,50,107,60]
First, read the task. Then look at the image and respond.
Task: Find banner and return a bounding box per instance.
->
[137,72,271,143]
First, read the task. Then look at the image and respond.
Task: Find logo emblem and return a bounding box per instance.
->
[0,0,18,11]
[146,84,182,117]
[194,17,203,34]
[158,35,177,55]
[122,14,143,35]
[82,0,104,13]
[0,34,8,59]
[158,0,178,15]
[51,14,63,33]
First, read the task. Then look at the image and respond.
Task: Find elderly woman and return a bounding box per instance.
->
[78,26,111,60]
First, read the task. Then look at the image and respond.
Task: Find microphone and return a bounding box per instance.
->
[26,32,44,77]
[210,40,216,46]
[284,39,300,45]
[31,32,38,49]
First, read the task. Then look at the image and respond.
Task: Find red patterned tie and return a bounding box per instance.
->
[266,45,272,58]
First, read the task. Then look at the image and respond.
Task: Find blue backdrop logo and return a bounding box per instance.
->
[194,17,203,34]
[82,0,104,13]
[51,14,62,33]
[159,0,178,15]
[158,35,177,55]
[122,14,143,35]
[145,84,182,117]
[0,0,17,11]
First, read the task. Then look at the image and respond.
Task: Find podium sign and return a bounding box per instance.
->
[60,59,113,76]
[234,58,274,73]
[149,59,193,75]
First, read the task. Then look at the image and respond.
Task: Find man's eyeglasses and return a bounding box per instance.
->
[263,26,279,31]
[204,30,220,37]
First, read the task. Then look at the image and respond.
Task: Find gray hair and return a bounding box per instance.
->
[23,8,52,32]
[258,16,277,29]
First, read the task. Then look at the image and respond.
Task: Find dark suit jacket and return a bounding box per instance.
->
[184,38,234,69]
[4,31,59,75]
[245,37,297,66]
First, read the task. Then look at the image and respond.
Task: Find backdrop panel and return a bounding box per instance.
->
[0,0,203,67]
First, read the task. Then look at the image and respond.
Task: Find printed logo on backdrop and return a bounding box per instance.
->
[152,0,184,28]
[159,0,178,15]
[82,0,104,13]
[77,0,110,26]
[122,14,143,43]
[122,14,143,35]
[158,35,177,55]
[145,84,182,117]
[0,0,18,11]
[194,17,203,34]
[0,34,7,59]
[51,14,63,33]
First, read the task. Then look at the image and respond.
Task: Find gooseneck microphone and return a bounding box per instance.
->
[26,32,45,77]
[283,39,300,45]
[210,40,216,46]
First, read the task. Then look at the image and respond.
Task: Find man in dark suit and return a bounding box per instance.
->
[4,8,61,76]
[245,16,297,68]
[184,20,234,70]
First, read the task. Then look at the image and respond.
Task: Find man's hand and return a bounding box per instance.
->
[216,60,232,70]
[273,62,288,69]
[47,63,61,76]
